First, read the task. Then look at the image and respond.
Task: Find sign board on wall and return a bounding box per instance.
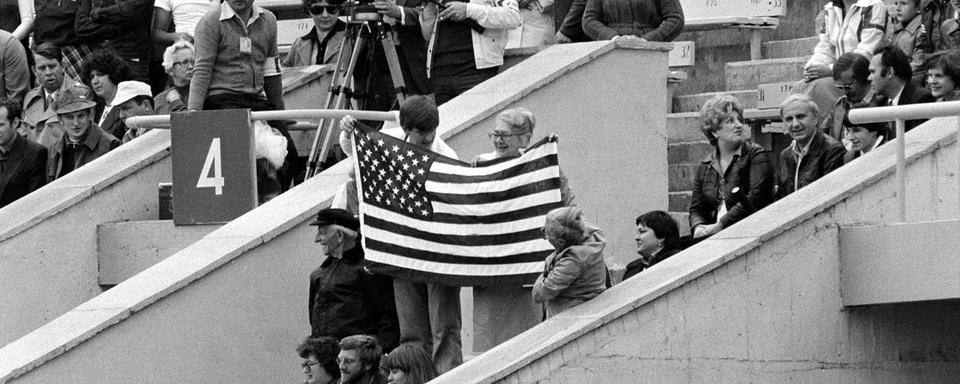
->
[170,110,257,225]
[683,0,786,20]
[668,41,696,67]
[757,81,796,109]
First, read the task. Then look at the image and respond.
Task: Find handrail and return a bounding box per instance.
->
[124,109,398,129]
[848,101,960,221]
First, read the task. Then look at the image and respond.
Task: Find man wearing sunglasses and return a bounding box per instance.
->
[822,52,877,147]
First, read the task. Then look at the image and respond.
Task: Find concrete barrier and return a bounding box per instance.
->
[435,117,960,383]
[0,129,172,348]
[0,41,672,383]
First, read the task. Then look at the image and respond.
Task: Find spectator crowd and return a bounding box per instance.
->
[4,0,960,382]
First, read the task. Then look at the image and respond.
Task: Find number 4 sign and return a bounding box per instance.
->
[171,110,257,225]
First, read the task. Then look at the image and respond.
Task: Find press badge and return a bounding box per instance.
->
[240,37,252,54]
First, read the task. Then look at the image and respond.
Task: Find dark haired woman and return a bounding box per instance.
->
[382,343,437,384]
[689,94,774,240]
[927,50,960,101]
[622,210,680,281]
[81,49,132,139]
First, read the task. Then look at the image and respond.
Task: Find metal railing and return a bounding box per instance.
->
[124,109,398,129]
[847,100,960,222]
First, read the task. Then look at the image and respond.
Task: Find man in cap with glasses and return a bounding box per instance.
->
[46,87,120,182]
[308,208,399,353]
[822,52,878,147]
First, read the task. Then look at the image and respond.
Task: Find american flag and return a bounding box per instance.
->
[352,125,564,286]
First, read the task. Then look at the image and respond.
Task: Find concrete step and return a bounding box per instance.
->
[666,112,707,143]
[667,140,712,166]
[725,56,808,91]
[673,89,759,113]
[763,36,818,60]
[668,191,691,213]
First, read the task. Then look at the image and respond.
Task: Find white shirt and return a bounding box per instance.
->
[155,0,216,36]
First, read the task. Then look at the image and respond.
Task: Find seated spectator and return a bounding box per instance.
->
[80,49,133,141]
[868,45,936,132]
[822,52,876,146]
[282,0,347,68]
[297,336,341,384]
[532,206,607,318]
[793,0,887,122]
[0,29,29,105]
[622,210,680,281]
[75,0,153,82]
[0,98,47,209]
[842,116,888,164]
[775,94,846,200]
[20,42,93,145]
[308,208,399,352]
[381,343,437,384]
[337,335,386,384]
[938,0,960,49]
[152,0,214,92]
[46,87,121,182]
[155,41,196,115]
[927,49,960,101]
[111,81,157,143]
[581,0,683,43]
[689,94,774,239]
[887,0,928,84]
[473,108,576,205]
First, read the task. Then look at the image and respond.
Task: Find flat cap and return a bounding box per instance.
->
[309,208,360,231]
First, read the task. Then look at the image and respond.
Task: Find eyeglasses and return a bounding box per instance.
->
[302,360,320,372]
[173,59,195,69]
[309,4,341,14]
[488,132,522,140]
[835,81,856,91]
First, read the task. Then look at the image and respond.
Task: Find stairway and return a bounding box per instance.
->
[666,35,819,234]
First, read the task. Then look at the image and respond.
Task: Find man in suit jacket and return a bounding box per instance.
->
[0,99,47,209]
[868,45,936,133]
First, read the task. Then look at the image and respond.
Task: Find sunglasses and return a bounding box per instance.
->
[309,4,341,14]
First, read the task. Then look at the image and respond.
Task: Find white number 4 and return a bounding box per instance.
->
[197,138,225,195]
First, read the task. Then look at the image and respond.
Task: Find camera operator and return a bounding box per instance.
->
[346,0,431,119]
[420,0,521,104]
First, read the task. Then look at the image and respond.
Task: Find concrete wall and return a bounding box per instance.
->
[436,117,960,383]
[0,130,171,348]
[443,40,670,266]
[0,41,671,383]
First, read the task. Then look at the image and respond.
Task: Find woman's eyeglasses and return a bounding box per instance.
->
[301,360,321,372]
[173,59,195,69]
[309,4,342,14]
[488,132,521,140]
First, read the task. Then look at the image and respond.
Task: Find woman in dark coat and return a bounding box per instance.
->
[581,0,684,42]
[689,94,774,239]
[622,210,681,281]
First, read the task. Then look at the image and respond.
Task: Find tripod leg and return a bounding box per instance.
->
[315,34,368,172]
[306,26,358,177]
[381,31,408,107]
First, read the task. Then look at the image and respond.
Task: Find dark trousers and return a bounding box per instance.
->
[430,66,498,105]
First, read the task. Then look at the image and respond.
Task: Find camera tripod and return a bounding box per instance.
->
[306,15,409,177]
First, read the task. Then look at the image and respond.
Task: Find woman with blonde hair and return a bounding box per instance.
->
[532,206,607,318]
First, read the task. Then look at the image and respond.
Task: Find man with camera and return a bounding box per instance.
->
[420,0,521,104]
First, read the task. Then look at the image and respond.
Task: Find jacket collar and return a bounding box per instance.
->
[219,1,266,25]
[59,122,103,152]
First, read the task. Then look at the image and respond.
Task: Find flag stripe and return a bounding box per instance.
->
[365,238,550,265]
[364,226,552,258]
[362,204,547,235]
[426,166,559,195]
[429,178,561,205]
[364,216,543,246]
[429,154,559,183]
[431,201,563,225]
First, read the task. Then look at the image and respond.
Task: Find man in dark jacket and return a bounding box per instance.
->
[46,87,121,182]
[776,94,847,200]
[0,99,47,208]
[308,208,399,352]
[868,45,936,133]
[75,0,155,82]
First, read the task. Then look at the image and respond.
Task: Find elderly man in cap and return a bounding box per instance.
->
[111,81,157,143]
[308,208,399,353]
[47,87,121,182]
